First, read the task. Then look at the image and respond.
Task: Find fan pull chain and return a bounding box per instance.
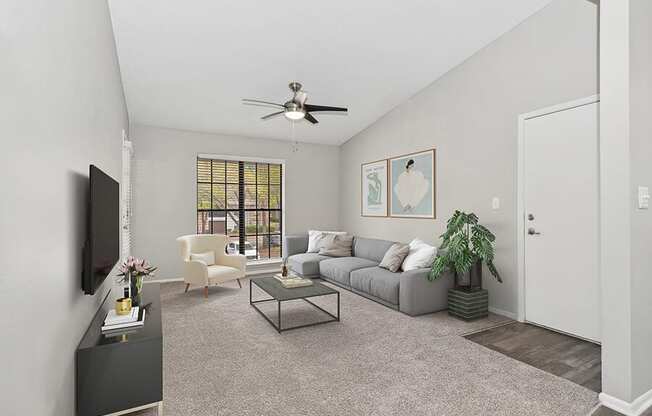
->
[291,119,299,153]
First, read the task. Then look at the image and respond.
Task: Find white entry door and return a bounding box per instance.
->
[523,100,600,342]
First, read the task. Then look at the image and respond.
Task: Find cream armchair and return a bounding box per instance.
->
[176,234,247,298]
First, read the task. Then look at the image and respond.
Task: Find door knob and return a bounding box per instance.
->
[528,227,541,235]
[528,214,535,221]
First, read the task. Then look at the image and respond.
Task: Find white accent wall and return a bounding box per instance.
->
[0,1,129,415]
[338,0,599,316]
[130,125,340,280]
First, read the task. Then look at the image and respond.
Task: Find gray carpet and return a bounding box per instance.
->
[134,279,598,415]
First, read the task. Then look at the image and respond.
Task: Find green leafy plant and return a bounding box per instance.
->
[428,210,502,283]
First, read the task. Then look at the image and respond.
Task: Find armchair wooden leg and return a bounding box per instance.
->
[237,278,242,288]
[204,286,208,298]
[184,283,190,293]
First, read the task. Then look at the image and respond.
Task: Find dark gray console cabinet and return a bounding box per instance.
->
[77,284,163,416]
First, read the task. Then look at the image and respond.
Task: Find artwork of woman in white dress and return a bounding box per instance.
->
[390,150,434,217]
[394,159,429,212]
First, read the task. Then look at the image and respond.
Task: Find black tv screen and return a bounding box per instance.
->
[83,165,119,295]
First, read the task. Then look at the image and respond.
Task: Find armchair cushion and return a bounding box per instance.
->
[190,251,215,266]
[207,265,243,284]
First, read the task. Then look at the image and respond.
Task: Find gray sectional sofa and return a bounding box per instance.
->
[283,234,454,316]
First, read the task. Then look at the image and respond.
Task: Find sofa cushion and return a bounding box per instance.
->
[319,257,379,286]
[379,243,410,272]
[288,253,329,277]
[402,238,437,271]
[307,230,347,253]
[350,267,400,305]
[352,237,396,262]
[319,234,354,257]
[284,234,309,257]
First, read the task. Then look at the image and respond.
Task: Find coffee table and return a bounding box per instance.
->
[249,277,340,333]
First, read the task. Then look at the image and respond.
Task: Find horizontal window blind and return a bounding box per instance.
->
[197,157,282,260]
[121,139,133,261]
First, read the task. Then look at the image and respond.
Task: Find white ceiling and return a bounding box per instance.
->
[108,0,551,145]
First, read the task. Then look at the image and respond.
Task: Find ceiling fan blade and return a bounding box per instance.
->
[261,111,284,120]
[304,104,347,113]
[304,112,319,124]
[242,99,285,109]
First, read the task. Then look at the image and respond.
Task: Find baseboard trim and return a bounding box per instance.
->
[246,268,281,276]
[599,388,652,416]
[147,278,183,283]
[146,268,279,284]
[488,306,517,320]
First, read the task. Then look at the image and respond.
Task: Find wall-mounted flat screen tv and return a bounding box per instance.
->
[82,165,119,295]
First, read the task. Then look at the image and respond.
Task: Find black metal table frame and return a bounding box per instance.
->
[249,279,340,333]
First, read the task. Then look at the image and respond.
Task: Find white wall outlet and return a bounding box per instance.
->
[492,197,500,210]
[638,186,650,209]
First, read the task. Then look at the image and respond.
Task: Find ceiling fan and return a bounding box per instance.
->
[242,82,347,124]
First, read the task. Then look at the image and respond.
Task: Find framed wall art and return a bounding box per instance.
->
[389,149,436,218]
[361,159,388,217]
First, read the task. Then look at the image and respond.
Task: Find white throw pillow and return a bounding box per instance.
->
[401,238,437,271]
[190,251,215,266]
[307,230,347,253]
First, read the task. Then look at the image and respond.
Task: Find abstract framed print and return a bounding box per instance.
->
[361,159,388,217]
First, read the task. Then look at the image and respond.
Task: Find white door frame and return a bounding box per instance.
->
[516,95,600,322]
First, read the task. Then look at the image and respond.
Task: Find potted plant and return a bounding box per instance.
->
[428,210,502,290]
[117,256,157,306]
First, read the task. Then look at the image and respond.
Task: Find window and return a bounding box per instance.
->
[197,157,282,261]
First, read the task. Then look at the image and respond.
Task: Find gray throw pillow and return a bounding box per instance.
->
[319,234,353,257]
[379,243,410,272]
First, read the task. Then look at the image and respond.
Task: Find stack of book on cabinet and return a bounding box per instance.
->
[101,307,145,333]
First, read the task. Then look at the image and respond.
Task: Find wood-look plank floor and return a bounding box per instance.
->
[591,405,652,416]
[465,322,602,392]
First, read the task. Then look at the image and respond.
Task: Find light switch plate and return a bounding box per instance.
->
[492,197,500,210]
[639,186,650,209]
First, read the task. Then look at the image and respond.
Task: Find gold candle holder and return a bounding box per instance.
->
[115,297,132,315]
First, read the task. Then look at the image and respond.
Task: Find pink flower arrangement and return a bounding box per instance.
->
[117,256,157,284]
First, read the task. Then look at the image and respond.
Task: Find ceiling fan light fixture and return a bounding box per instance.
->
[284,110,305,120]
[283,102,305,121]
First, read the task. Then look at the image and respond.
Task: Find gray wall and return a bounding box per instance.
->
[599,0,634,400]
[599,0,652,403]
[629,0,652,401]
[0,1,128,415]
[130,125,340,280]
[338,0,599,315]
